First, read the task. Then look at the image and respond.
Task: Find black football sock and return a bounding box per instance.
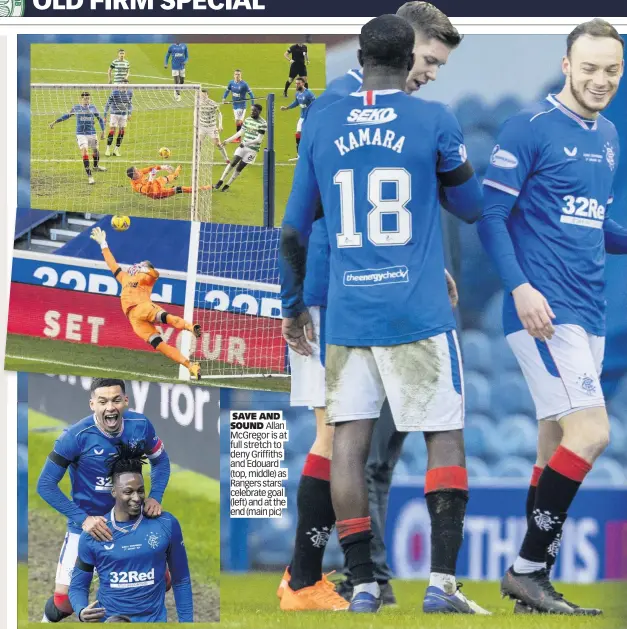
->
[284,80,291,94]
[425,466,469,577]
[519,446,590,564]
[337,518,374,585]
[116,129,125,147]
[92,150,99,168]
[82,155,91,176]
[107,129,115,146]
[44,595,72,622]
[290,454,336,590]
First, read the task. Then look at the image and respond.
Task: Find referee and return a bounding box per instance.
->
[283,42,309,97]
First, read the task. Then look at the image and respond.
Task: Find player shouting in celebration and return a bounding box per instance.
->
[127,163,211,199]
[69,443,193,622]
[37,378,171,623]
[49,91,106,185]
[478,19,626,615]
[280,77,315,157]
[214,103,266,192]
[104,79,133,157]
[223,69,255,134]
[283,42,309,96]
[90,227,203,379]
[280,15,489,614]
[165,41,189,101]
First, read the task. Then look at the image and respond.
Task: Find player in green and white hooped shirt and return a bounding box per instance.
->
[108,49,130,85]
[198,89,229,164]
[214,103,266,192]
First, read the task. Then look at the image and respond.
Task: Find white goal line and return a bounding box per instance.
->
[31,68,325,92]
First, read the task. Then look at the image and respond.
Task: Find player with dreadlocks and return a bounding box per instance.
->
[69,442,194,623]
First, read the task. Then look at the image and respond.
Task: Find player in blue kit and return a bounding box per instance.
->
[223,69,255,134]
[165,42,189,101]
[49,91,106,185]
[69,442,193,622]
[279,3,466,612]
[280,77,316,158]
[37,378,171,623]
[280,15,488,614]
[104,79,133,157]
[478,19,626,615]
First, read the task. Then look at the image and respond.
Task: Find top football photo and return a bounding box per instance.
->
[23,38,325,225]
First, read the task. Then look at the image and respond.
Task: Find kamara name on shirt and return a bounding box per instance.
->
[334,128,406,156]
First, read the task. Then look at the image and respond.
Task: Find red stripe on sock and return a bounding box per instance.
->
[302,453,330,481]
[424,465,468,494]
[336,516,371,540]
[531,465,544,487]
[548,446,591,483]
[295,132,301,139]
[53,593,72,614]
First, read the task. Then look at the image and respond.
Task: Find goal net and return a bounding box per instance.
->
[30,83,216,221]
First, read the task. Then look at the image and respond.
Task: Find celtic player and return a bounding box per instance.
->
[214,103,266,192]
[199,88,229,164]
[108,49,130,84]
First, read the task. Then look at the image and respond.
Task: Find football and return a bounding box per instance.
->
[159,147,172,159]
[111,215,131,231]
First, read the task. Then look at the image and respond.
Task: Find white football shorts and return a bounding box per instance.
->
[507,324,605,420]
[326,330,464,432]
[172,68,186,77]
[108,114,128,128]
[76,134,98,151]
[233,108,246,121]
[234,146,258,164]
[55,530,81,586]
[296,117,304,133]
[289,306,326,408]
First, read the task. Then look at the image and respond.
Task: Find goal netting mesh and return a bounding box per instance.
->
[30,83,215,221]
[31,83,286,380]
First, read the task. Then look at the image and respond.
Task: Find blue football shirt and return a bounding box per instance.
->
[223,80,254,109]
[303,69,363,309]
[483,94,619,336]
[70,510,192,622]
[69,104,103,135]
[165,43,188,70]
[52,411,165,533]
[284,89,468,346]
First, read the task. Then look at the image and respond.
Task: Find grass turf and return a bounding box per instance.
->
[30,42,325,225]
[5,333,291,391]
[219,572,626,629]
[24,409,220,625]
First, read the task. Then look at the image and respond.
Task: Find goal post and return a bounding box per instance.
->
[30,83,217,222]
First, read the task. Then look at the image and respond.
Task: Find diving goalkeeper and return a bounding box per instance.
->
[127,164,211,199]
[90,227,202,379]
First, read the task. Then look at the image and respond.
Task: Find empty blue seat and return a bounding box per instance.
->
[481,291,504,336]
[461,330,492,374]
[464,414,498,458]
[454,96,488,131]
[492,373,535,417]
[466,456,492,480]
[607,417,627,461]
[495,415,537,457]
[586,458,626,486]
[465,372,491,414]
[490,336,521,373]
[492,456,534,480]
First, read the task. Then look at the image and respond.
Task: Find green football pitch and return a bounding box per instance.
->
[29,42,325,226]
[220,573,625,629]
[21,410,220,625]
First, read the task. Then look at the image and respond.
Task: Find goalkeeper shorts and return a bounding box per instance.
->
[127,302,161,342]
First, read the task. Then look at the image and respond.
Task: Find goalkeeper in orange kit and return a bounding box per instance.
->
[90,226,202,379]
[127,164,211,199]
